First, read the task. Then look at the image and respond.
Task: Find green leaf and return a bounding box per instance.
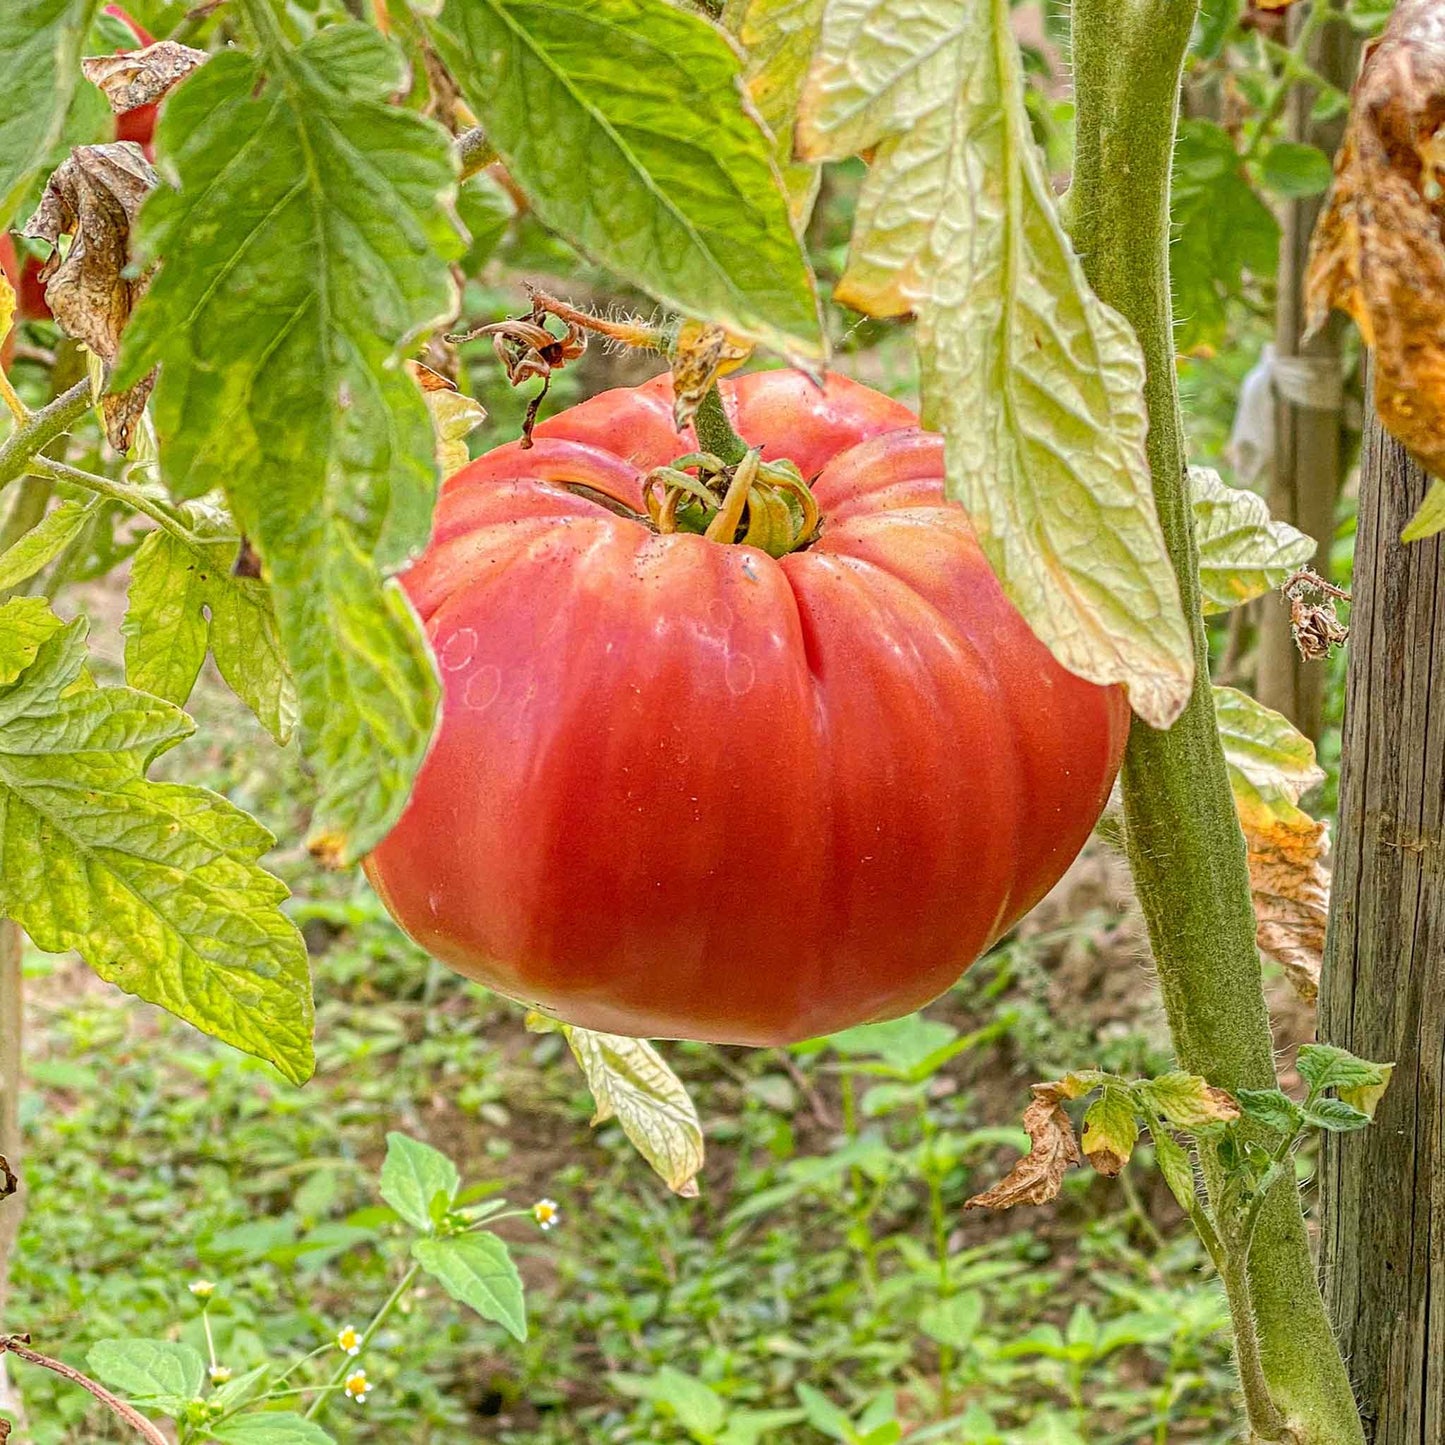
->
[0,499,99,592]
[1234,1087,1304,1135]
[1214,684,1324,833]
[796,1383,857,1443]
[1296,1042,1393,1097]
[379,1131,459,1230]
[423,0,823,364]
[1300,1095,1373,1133]
[1080,1085,1139,1175]
[123,518,297,745]
[1339,1063,1394,1121]
[919,1290,984,1351]
[1401,477,1445,542]
[614,1367,727,1439]
[540,1019,705,1196]
[457,172,515,273]
[1150,1129,1198,1213]
[1134,1072,1241,1130]
[114,20,457,862]
[0,0,98,228]
[412,1231,527,1340]
[722,0,825,227]
[1191,468,1316,614]
[0,605,314,1083]
[86,1338,205,1408]
[1260,141,1334,199]
[797,0,1192,728]
[826,1014,957,1076]
[0,596,64,685]
[210,1414,337,1445]
[717,1408,809,1445]
[1172,119,1278,351]
[205,1365,273,1415]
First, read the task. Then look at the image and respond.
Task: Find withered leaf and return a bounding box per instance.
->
[81,41,207,115]
[23,142,157,450]
[966,1083,1083,1211]
[1249,812,1329,1004]
[669,319,753,430]
[406,359,485,476]
[1306,0,1445,538]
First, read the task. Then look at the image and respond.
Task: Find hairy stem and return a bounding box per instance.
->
[692,386,747,467]
[1069,1,1364,1441]
[24,456,206,547]
[0,379,94,490]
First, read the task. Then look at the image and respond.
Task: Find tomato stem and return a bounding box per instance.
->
[691,385,748,467]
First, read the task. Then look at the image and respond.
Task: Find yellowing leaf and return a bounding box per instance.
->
[1216,684,1328,1002]
[1134,1072,1240,1131]
[1306,0,1445,531]
[1080,1086,1138,1177]
[796,0,1192,727]
[408,361,485,476]
[1400,477,1445,542]
[723,0,825,227]
[0,263,14,349]
[966,1082,1083,1210]
[1191,467,1316,613]
[529,1015,704,1197]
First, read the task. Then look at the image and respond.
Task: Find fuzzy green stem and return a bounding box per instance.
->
[1069,2,1364,1442]
[25,456,206,548]
[691,386,748,467]
[0,378,94,490]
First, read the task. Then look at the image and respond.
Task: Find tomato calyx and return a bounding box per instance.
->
[641,447,819,557]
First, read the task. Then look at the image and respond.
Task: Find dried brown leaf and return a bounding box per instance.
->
[669,319,753,430]
[81,41,207,115]
[23,143,157,450]
[1306,0,1445,530]
[1247,812,1329,1004]
[965,1083,1083,1211]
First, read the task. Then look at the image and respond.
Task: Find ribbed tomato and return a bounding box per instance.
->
[365,371,1129,1044]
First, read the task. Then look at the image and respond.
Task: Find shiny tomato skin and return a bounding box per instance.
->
[365,371,1130,1045]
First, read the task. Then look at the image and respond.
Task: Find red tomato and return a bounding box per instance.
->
[365,371,1130,1044]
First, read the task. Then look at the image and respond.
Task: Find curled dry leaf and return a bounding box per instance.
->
[407,360,485,476]
[668,319,753,429]
[22,142,157,450]
[965,1082,1083,1211]
[1305,0,1445,540]
[81,41,207,115]
[1283,568,1352,661]
[0,1153,16,1200]
[1216,684,1329,1002]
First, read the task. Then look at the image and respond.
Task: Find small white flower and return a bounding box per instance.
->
[209,1365,232,1385]
[344,1368,370,1405]
[189,1280,216,1300]
[532,1198,560,1231]
[336,1325,361,1356]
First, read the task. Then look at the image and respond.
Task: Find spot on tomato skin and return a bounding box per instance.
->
[725,653,756,696]
[439,627,478,671]
[464,665,502,711]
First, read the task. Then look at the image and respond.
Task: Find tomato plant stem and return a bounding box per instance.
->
[691,385,748,467]
[1068,1,1364,1441]
[0,377,94,490]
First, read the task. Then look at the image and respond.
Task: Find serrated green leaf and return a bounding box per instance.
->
[919,1289,983,1351]
[424,0,822,365]
[113,19,457,861]
[1134,1072,1241,1130]
[1172,120,1278,351]
[0,499,100,593]
[0,607,314,1083]
[1260,141,1334,199]
[1192,468,1316,614]
[1214,684,1324,833]
[0,0,98,228]
[1081,1085,1138,1176]
[796,0,1192,727]
[0,596,64,685]
[379,1131,459,1230]
[86,1338,204,1407]
[1300,1095,1373,1133]
[1150,1129,1198,1213]
[1234,1087,1304,1135]
[723,0,825,227]
[210,1413,336,1445]
[123,522,296,745]
[1401,477,1445,542]
[557,1024,705,1196]
[412,1231,526,1340]
[1296,1042,1392,1097]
